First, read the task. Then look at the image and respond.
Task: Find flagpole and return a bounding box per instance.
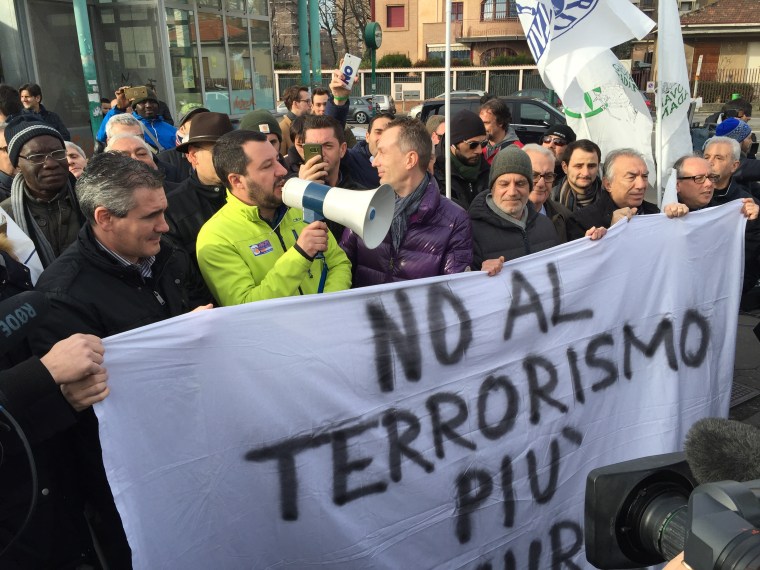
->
[655,33,664,208]
[444,0,452,199]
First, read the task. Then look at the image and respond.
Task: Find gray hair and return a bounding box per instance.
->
[522,143,556,163]
[603,148,646,182]
[0,122,6,135]
[65,140,86,159]
[76,152,164,223]
[105,133,153,154]
[703,136,741,162]
[105,113,142,140]
[672,153,702,177]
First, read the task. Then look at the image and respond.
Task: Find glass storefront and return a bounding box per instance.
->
[17,0,275,147]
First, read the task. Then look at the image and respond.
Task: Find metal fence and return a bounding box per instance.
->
[274,65,760,106]
[693,67,760,103]
[274,66,544,104]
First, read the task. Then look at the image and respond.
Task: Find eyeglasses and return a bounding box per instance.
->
[463,139,488,149]
[533,171,557,183]
[677,174,719,184]
[298,98,312,104]
[18,149,68,164]
[542,136,567,146]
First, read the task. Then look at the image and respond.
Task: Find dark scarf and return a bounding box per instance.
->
[450,152,481,182]
[391,174,429,252]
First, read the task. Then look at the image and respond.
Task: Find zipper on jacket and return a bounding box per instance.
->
[153,290,166,306]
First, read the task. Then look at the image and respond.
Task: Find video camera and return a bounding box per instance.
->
[584,419,760,569]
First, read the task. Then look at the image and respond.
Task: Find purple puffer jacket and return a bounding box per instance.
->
[340,177,473,287]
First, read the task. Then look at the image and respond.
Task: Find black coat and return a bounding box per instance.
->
[566,191,660,240]
[469,192,560,268]
[0,249,98,568]
[30,223,211,569]
[434,152,491,209]
[166,172,227,264]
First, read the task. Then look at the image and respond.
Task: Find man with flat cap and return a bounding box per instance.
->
[97,85,178,152]
[166,112,234,263]
[541,124,576,181]
[1,116,84,267]
[434,109,491,208]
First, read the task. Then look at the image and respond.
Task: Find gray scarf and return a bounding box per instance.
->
[391,174,429,252]
[10,173,73,267]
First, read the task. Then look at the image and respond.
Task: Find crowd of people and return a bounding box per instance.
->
[0,73,757,568]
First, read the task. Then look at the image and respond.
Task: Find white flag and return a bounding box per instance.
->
[517,0,654,109]
[564,50,656,176]
[656,0,693,201]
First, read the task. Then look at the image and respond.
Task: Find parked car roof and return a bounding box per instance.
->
[420,96,566,145]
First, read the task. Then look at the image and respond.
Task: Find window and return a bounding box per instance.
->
[451,2,463,21]
[481,0,516,20]
[387,5,405,28]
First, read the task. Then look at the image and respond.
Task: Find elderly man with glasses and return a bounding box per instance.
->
[434,109,491,208]
[675,153,760,308]
[523,143,573,242]
[278,85,312,156]
[0,116,84,267]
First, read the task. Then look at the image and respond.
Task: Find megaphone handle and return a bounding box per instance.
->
[316,252,328,293]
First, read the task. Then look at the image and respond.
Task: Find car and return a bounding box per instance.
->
[276,101,288,114]
[419,96,566,145]
[367,94,396,114]
[510,88,563,110]
[434,89,487,99]
[347,97,378,124]
[409,91,487,119]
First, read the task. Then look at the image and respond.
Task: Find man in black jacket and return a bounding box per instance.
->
[703,136,756,204]
[19,83,70,141]
[30,152,212,569]
[434,109,491,208]
[166,112,233,263]
[470,146,607,274]
[567,148,688,240]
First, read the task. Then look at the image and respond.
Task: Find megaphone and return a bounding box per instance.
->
[282,179,395,249]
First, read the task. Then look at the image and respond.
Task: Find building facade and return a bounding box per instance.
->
[374,0,529,65]
[0,0,276,149]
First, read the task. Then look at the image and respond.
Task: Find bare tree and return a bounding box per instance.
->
[318,0,339,68]
[332,0,370,57]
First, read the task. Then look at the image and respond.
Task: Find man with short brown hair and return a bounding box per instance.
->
[278,85,311,155]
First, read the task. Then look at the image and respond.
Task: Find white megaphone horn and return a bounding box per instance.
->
[282,179,395,249]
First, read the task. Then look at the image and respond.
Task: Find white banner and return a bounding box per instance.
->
[517,0,654,109]
[564,50,656,176]
[96,204,745,569]
[656,0,694,200]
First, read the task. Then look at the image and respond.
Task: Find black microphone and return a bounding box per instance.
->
[684,417,760,485]
[0,291,50,357]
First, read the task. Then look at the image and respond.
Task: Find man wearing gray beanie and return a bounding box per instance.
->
[469,146,607,274]
[0,115,84,267]
[433,109,491,208]
[469,146,560,271]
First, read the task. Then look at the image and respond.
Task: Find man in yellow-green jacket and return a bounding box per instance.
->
[196,130,351,306]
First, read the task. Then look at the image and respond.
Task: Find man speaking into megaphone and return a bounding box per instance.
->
[196,130,352,306]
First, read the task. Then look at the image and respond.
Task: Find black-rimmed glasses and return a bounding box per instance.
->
[677,174,719,184]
